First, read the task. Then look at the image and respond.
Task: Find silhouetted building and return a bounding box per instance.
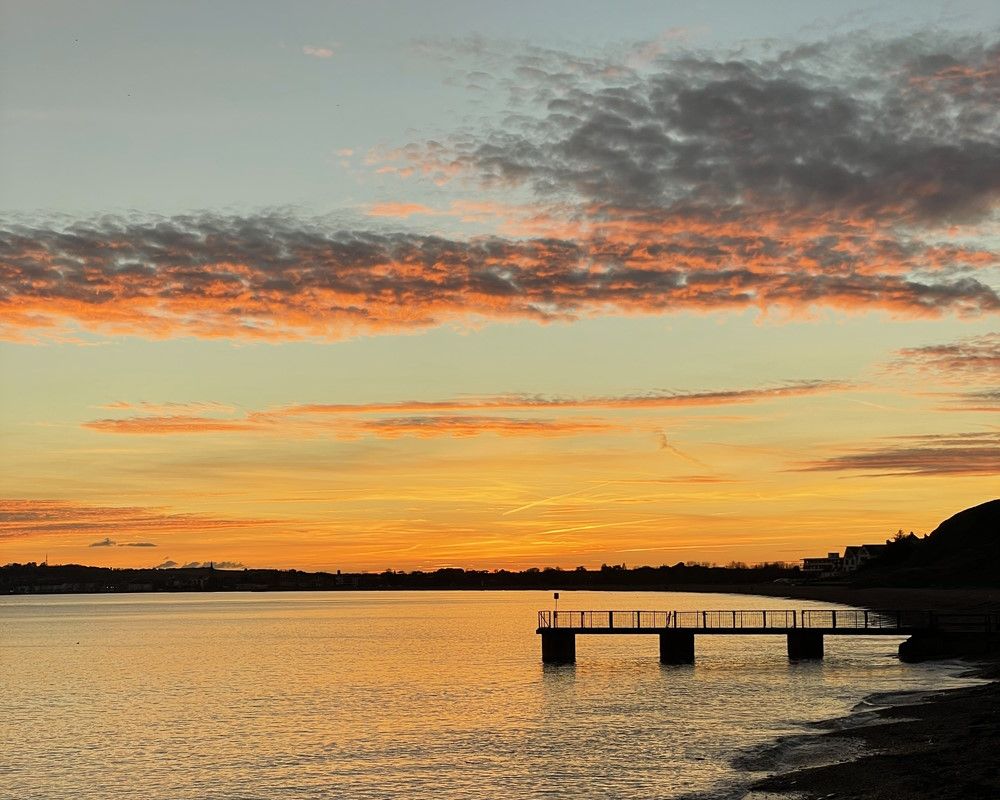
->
[843,544,887,572]
[801,552,842,578]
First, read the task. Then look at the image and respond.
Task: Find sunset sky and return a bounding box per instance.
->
[1,1,997,571]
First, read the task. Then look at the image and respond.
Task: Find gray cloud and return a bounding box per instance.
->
[425,32,1000,224]
[1,33,997,342]
[88,537,116,547]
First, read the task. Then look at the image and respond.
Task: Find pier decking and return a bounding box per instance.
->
[536,609,1000,664]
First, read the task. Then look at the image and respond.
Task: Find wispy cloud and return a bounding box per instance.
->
[302,44,335,59]
[797,431,1000,476]
[933,388,1000,413]
[88,536,158,547]
[354,415,618,438]
[88,536,116,547]
[0,500,281,539]
[961,389,1000,411]
[98,400,237,414]
[84,416,258,434]
[81,412,619,438]
[887,333,1000,382]
[881,333,1000,413]
[81,382,846,438]
[268,382,848,415]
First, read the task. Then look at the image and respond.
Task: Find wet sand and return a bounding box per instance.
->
[708,584,1000,799]
[746,665,1000,799]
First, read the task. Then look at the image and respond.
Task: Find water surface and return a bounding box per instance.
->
[0,591,972,799]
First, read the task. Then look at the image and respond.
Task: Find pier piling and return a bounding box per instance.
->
[659,630,695,665]
[541,631,576,664]
[786,630,824,660]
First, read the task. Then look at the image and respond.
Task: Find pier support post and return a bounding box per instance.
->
[659,630,695,665]
[541,631,576,664]
[787,630,824,660]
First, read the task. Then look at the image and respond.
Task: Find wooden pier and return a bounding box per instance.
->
[536,609,1000,664]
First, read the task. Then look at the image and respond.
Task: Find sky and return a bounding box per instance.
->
[1,0,998,572]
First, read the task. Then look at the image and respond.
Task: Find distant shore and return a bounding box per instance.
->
[5,568,1000,613]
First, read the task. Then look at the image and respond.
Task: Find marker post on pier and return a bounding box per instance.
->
[540,592,577,663]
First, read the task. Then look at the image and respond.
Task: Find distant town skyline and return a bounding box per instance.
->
[1,1,998,571]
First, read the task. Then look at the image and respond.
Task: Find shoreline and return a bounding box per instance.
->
[738,659,1000,799]
[708,582,1000,800]
[662,582,1000,612]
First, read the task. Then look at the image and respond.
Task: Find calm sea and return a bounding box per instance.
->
[0,590,972,799]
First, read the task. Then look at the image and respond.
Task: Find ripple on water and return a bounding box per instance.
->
[0,591,978,800]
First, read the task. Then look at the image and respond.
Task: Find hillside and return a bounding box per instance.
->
[856,499,1000,587]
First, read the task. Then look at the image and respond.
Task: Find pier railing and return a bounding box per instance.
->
[537,609,1000,633]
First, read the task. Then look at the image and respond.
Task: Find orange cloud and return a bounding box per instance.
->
[1,213,995,343]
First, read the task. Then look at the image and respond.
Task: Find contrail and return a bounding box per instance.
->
[658,431,709,468]
[542,517,664,535]
[503,481,614,516]
[845,398,896,411]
